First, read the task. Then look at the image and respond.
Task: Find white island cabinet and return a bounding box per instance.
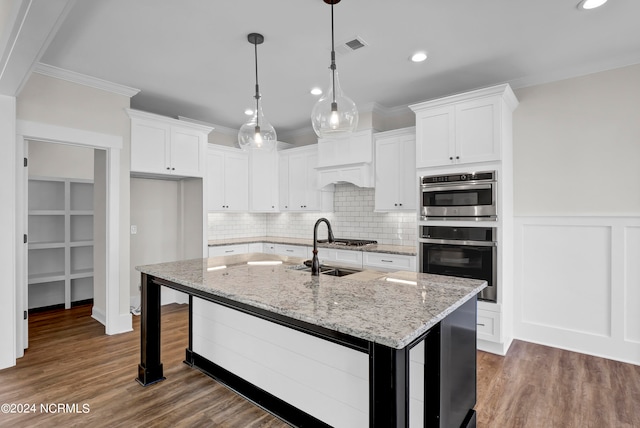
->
[127,109,211,178]
[207,145,248,212]
[374,127,416,211]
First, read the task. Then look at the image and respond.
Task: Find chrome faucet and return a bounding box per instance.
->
[311,218,334,275]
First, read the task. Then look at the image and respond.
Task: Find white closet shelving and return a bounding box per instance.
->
[28,177,94,310]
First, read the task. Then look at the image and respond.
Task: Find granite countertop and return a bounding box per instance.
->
[137,253,485,349]
[207,236,416,256]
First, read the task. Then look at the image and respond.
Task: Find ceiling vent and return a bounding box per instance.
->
[335,36,368,56]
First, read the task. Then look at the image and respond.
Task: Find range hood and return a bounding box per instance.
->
[315,129,375,188]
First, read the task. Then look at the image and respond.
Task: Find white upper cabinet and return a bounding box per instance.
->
[249,149,279,212]
[207,146,248,212]
[278,146,333,212]
[374,127,417,211]
[410,84,518,168]
[127,109,212,177]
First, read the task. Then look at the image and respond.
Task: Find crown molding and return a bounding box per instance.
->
[34,63,140,97]
[178,117,236,136]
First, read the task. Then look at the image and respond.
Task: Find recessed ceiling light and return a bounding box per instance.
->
[310,87,322,96]
[577,0,608,10]
[244,109,253,115]
[410,51,428,63]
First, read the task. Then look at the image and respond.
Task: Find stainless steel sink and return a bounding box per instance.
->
[288,264,361,277]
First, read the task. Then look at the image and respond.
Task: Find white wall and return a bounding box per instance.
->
[513,63,640,216]
[28,140,94,179]
[0,95,17,369]
[130,178,180,306]
[512,64,640,364]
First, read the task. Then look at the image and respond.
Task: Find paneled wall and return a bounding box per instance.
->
[514,216,640,364]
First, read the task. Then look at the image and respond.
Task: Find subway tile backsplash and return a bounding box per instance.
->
[207,183,417,247]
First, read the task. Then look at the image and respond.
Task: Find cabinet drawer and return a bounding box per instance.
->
[208,244,249,257]
[317,248,363,268]
[273,244,308,258]
[362,252,416,271]
[477,309,501,342]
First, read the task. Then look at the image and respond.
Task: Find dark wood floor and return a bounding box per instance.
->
[0,304,638,427]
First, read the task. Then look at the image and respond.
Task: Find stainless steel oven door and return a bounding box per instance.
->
[419,238,497,302]
[420,182,497,220]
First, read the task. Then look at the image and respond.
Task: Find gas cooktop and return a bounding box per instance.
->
[316,238,377,247]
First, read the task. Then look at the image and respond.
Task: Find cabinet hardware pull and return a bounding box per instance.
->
[456,156,460,160]
[394,203,398,206]
[381,259,393,263]
[399,203,402,206]
[166,167,170,170]
[286,249,293,252]
[477,323,485,326]
[225,250,234,253]
[449,157,453,161]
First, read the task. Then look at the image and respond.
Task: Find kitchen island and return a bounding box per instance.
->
[136,253,486,427]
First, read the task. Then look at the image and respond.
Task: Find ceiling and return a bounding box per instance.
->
[11,0,640,138]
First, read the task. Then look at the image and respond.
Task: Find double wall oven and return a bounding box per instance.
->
[418,171,498,302]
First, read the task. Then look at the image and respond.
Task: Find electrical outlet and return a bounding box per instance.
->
[130,225,137,234]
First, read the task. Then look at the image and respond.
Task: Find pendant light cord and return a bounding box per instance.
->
[254,40,260,128]
[330,2,337,105]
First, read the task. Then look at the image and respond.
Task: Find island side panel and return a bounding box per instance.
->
[191,297,369,428]
[437,295,478,427]
[137,273,165,385]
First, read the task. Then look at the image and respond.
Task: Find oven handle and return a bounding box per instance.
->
[419,238,497,247]
[421,183,493,192]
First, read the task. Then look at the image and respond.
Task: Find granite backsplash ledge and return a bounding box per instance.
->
[207,184,417,247]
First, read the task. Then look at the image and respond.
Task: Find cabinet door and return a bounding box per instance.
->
[278,153,290,210]
[206,150,226,211]
[455,97,500,164]
[398,135,417,210]
[249,150,278,212]
[170,127,204,177]
[131,119,171,174]
[288,152,309,210]
[415,105,455,168]
[223,152,249,211]
[304,151,322,210]
[374,138,401,211]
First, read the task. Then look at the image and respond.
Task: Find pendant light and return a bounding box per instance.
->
[311,0,358,138]
[238,33,276,151]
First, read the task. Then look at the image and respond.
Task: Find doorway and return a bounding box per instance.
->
[15,120,128,358]
[26,140,99,314]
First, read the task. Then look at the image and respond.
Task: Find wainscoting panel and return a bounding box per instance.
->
[514,216,640,365]
[625,226,640,344]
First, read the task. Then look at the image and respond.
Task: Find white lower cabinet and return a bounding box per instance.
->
[316,248,363,268]
[476,306,501,343]
[248,242,264,253]
[208,244,249,258]
[273,244,309,258]
[362,252,416,272]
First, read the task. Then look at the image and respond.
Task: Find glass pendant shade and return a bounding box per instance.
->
[238,99,276,151]
[311,69,358,138]
[237,32,276,151]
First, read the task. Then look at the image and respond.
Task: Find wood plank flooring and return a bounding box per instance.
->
[0,304,638,427]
